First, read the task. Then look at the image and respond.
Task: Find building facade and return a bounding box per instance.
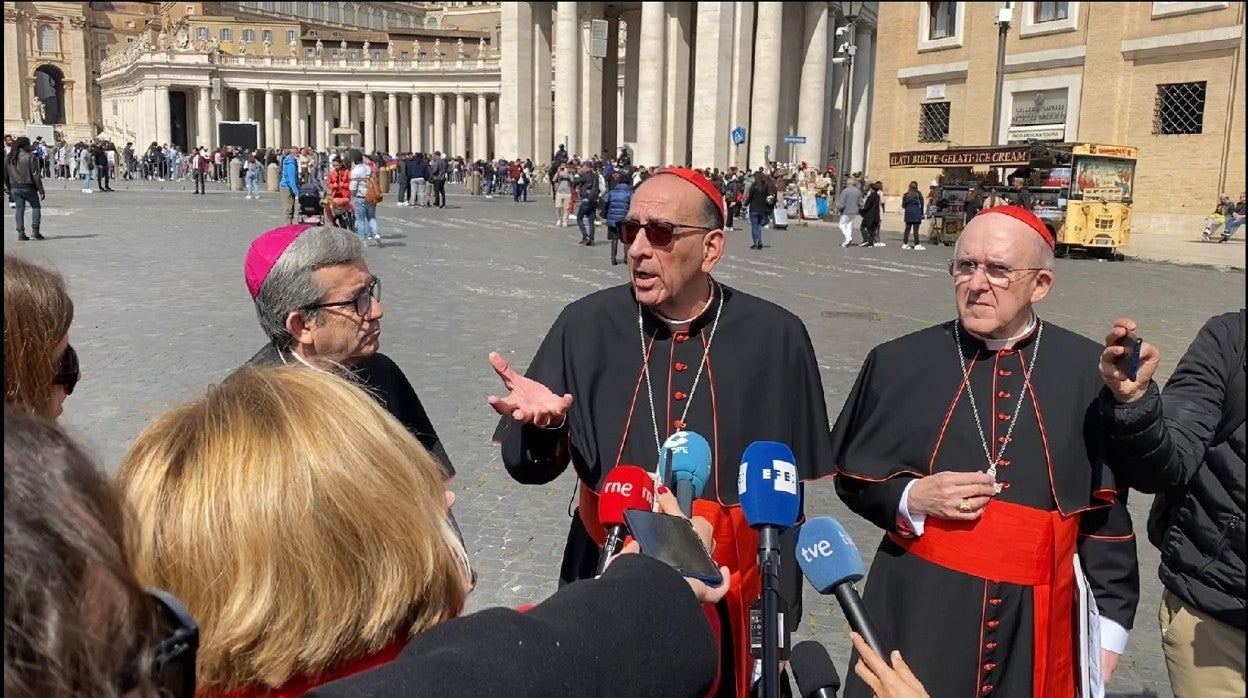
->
[871,1,1246,234]
[499,1,880,171]
[4,1,98,142]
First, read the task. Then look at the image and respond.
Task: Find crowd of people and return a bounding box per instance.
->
[4,156,1244,698]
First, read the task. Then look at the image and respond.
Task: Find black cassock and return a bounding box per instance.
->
[832,320,1139,698]
[494,281,835,697]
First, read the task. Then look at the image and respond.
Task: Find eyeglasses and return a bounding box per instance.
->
[948,259,1046,287]
[52,344,80,396]
[119,588,199,698]
[302,277,381,317]
[618,219,717,247]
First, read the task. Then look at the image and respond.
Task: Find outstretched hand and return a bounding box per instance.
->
[1099,318,1161,403]
[486,351,573,427]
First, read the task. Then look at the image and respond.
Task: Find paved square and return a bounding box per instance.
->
[7,176,1244,696]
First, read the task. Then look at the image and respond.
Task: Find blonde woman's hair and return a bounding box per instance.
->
[117,364,469,692]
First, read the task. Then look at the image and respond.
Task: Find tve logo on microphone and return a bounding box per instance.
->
[797,521,860,565]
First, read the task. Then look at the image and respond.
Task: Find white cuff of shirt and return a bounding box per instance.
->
[1100,617,1129,655]
[898,479,927,536]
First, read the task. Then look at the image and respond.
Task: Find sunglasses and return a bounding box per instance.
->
[52,344,80,396]
[618,220,717,247]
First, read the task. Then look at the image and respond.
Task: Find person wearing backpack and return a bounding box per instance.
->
[1099,310,1246,698]
[350,152,382,243]
[602,173,633,266]
[77,144,95,193]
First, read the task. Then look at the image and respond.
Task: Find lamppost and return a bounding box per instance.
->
[833,1,863,192]
[990,3,1013,145]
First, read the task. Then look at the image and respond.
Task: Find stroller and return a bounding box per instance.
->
[296,186,325,225]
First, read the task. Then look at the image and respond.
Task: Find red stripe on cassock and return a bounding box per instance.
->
[889,499,1079,698]
[929,353,977,475]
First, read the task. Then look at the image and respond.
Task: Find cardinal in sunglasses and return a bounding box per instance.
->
[488,167,836,697]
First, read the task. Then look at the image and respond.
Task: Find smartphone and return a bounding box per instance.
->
[623,509,725,586]
[1117,331,1143,381]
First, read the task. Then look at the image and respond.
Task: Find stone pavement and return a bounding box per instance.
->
[7,177,1244,697]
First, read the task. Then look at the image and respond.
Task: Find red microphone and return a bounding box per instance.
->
[595,465,656,576]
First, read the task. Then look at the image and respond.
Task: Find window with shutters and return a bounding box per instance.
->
[287,30,296,43]
[242,28,255,42]
[197,26,209,41]
[1034,1,1069,21]
[1153,82,1206,135]
[219,27,233,41]
[919,102,951,142]
[928,2,957,39]
[262,29,273,44]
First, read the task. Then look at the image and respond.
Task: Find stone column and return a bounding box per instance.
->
[850,26,874,176]
[454,92,468,157]
[263,88,276,147]
[410,93,423,152]
[338,91,350,129]
[662,3,692,166]
[600,14,620,157]
[532,2,553,162]
[291,90,305,147]
[797,2,828,171]
[580,3,604,158]
[635,1,666,166]
[349,94,359,134]
[476,93,489,160]
[691,3,734,170]
[748,2,783,167]
[212,87,224,146]
[554,1,579,156]
[315,91,326,150]
[239,88,251,122]
[621,9,641,144]
[729,2,755,169]
[363,91,375,152]
[433,93,446,154]
[388,92,400,154]
[500,1,534,159]
[197,85,213,150]
[155,84,171,145]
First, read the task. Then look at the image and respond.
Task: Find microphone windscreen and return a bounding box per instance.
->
[796,516,866,593]
[789,640,841,696]
[598,465,656,527]
[663,430,712,496]
[737,441,801,529]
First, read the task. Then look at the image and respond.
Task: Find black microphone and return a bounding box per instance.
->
[795,517,888,659]
[790,640,841,698]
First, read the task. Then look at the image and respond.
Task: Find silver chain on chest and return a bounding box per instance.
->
[953,319,1044,486]
[638,283,724,461]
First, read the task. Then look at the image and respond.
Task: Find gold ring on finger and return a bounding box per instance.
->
[957,498,975,513]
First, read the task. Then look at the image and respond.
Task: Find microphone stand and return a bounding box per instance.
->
[758,528,781,698]
[595,526,624,577]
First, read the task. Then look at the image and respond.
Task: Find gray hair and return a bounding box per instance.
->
[253,226,364,350]
[954,225,1055,271]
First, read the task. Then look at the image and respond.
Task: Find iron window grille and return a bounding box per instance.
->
[919,101,951,142]
[1154,81,1206,135]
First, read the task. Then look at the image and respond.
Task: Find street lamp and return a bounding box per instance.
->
[834,1,863,192]
[990,3,1013,145]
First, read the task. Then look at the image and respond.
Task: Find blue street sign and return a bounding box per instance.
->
[784,135,807,145]
[731,126,746,145]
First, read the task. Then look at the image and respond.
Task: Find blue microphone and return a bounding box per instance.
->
[796,517,886,661]
[738,441,802,698]
[661,431,711,517]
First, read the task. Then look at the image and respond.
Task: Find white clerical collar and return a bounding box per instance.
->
[966,313,1037,351]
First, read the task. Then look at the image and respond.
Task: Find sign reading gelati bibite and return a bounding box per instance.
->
[888,147,1032,168]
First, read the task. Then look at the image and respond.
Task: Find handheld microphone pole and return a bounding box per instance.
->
[739,441,802,698]
[796,516,887,659]
[594,465,656,576]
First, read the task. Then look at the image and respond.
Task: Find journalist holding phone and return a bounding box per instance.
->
[1098,311,1246,698]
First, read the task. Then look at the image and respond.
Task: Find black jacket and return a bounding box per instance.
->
[1101,310,1245,628]
[574,172,600,203]
[307,554,719,698]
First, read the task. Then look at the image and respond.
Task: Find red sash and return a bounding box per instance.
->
[890,499,1079,698]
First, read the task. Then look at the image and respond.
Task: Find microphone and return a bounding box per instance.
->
[790,640,841,698]
[594,465,656,576]
[661,431,711,517]
[796,516,887,660]
[739,441,802,698]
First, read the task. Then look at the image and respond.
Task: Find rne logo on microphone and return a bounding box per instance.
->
[602,480,654,506]
[761,459,798,495]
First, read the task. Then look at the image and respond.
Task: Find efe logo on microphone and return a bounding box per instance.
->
[762,459,798,495]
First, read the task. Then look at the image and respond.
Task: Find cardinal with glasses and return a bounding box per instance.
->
[487,167,835,697]
[831,206,1140,698]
